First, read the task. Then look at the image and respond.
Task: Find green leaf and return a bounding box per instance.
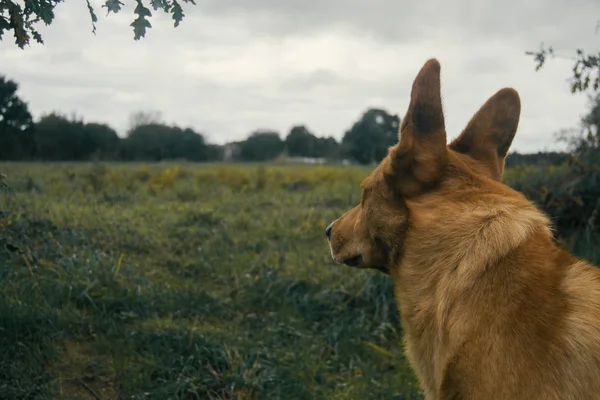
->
[170,0,184,27]
[103,0,124,15]
[30,27,44,44]
[8,3,30,49]
[150,0,170,11]
[134,0,152,18]
[0,16,10,40]
[86,0,98,34]
[25,0,57,25]
[131,17,152,40]
[131,0,153,40]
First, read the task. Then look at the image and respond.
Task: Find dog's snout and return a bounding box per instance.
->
[325,222,334,238]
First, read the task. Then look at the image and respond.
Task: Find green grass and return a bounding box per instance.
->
[0,162,423,400]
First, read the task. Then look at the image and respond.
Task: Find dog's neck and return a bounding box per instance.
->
[391,184,555,322]
[402,185,553,276]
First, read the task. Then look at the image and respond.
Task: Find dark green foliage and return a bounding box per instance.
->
[25,111,216,162]
[34,113,120,160]
[526,38,600,94]
[240,130,285,162]
[0,75,34,160]
[118,123,210,161]
[504,97,600,263]
[524,27,600,263]
[342,108,400,165]
[285,125,316,158]
[0,0,195,49]
[131,0,153,40]
[34,113,80,160]
[0,0,59,47]
[506,162,599,238]
[506,159,600,265]
[84,122,121,160]
[504,151,572,169]
[285,125,340,159]
[0,297,57,399]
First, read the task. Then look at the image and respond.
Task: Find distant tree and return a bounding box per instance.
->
[582,93,600,139]
[0,75,34,159]
[526,29,600,163]
[507,95,600,246]
[526,18,600,95]
[239,130,284,161]
[341,108,400,164]
[504,151,572,169]
[526,45,600,94]
[0,0,196,49]
[118,122,208,161]
[127,110,163,134]
[314,136,340,159]
[285,125,340,159]
[559,94,600,154]
[34,113,85,160]
[34,113,122,160]
[285,125,316,157]
[84,122,120,160]
[172,127,209,161]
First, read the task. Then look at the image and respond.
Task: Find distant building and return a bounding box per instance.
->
[223,142,242,161]
[284,156,327,165]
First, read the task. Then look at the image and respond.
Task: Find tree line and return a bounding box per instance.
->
[0,73,571,166]
[0,74,416,164]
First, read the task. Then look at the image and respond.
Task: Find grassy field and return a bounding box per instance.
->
[0,162,424,399]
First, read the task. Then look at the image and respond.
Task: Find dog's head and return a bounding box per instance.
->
[326,58,521,273]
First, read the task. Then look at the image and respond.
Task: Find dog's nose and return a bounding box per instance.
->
[325,222,334,238]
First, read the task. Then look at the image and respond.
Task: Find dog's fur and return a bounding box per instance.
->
[326,58,600,400]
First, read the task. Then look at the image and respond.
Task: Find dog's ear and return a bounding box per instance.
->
[449,88,521,180]
[384,58,448,197]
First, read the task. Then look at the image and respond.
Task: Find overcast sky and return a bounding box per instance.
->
[1,0,599,152]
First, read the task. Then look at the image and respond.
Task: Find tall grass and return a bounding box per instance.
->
[0,162,421,399]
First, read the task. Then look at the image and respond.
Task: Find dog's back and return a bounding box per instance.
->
[430,225,600,399]
[461,245,600,400]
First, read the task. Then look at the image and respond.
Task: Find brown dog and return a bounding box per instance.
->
[325,58,600,400]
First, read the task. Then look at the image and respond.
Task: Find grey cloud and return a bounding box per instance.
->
[194,0,600,48]
[280,69,343,91]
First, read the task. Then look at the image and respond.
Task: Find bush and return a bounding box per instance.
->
[504,106,600,263]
